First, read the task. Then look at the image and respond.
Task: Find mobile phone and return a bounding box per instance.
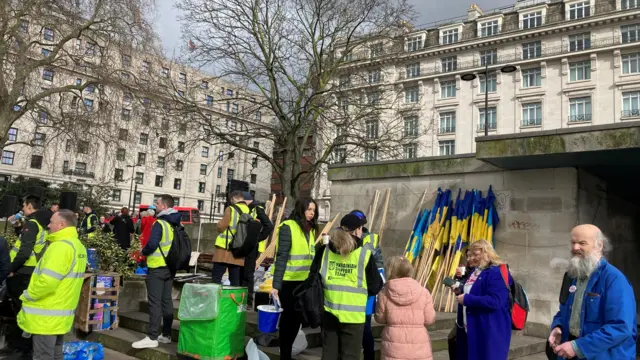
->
[443,277,456,287]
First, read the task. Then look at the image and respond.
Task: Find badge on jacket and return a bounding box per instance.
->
[569,285,577,293]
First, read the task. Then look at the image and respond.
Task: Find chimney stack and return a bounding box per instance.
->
[467,4,484,21]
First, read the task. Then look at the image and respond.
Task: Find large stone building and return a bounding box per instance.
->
[326,0,640,328]
[318,0,640,208]
[1,17,272,219]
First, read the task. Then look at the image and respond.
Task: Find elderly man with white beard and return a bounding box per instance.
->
[548,224,637,360]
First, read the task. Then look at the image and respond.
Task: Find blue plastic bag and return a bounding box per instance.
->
[135,266,148,275]
[63,341,104,360]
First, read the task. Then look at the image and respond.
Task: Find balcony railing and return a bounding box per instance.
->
[438,126,456,134]
[568,114,592,122]
[621,109,640,118]
[63,169,95,178]
[478,122,497,130]
[521,118,542,127]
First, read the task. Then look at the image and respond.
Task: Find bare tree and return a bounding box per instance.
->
[174,0,420,202]
[0,0,158,148]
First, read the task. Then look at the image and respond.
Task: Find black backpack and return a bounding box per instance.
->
[158,221,192,276]
[229,204,262,258]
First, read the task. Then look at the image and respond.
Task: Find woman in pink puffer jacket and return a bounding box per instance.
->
[375,256,436,360]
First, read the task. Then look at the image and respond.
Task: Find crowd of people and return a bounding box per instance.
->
[128,191,637,360]
[1,195,89,359]
[4,190,635,359]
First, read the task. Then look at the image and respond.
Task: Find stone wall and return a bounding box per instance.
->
[578,170,640,314]
[330,159,579,326]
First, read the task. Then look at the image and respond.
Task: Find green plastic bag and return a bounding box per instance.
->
[178,285,247,360]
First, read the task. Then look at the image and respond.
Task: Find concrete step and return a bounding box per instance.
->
[82,327,178,360]
[136,300,457,348]
[430,334,546,360]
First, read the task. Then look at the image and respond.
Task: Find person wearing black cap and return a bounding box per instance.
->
[311,213,383,360]
[241,192,274,309]
[349,209,384,360]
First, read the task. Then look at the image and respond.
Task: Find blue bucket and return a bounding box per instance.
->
[257,305,283,333]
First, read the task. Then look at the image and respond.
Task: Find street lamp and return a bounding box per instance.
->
[126,164,137,212]
[461,63,517,136]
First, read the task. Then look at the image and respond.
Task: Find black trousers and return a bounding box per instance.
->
[211,263,242,286]
[321,311,364,360]
[447,325,456,360]
[146,267,173,340]
[278,280,303,360]
[241,246,259,305]
[6,272,33,354]
[362,314,375,360]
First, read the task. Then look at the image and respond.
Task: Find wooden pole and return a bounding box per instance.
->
[315,212,341,244]
[369,190,381,228]
[377,189,391,242]
[255,197,287,267]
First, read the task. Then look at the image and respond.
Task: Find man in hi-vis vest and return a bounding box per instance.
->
[17,209,87,360]
[212,191,248,286]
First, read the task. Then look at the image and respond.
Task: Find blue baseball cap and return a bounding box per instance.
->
[349,210,367,226]
[242,191,254,201]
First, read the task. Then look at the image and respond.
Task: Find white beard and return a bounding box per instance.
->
[567,252,600,279]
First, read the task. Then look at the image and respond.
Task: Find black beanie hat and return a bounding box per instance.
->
[340,214,362,232]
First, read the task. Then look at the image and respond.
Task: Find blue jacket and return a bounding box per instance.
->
[550,258,637,360]
[141,209,182,256]
[456,265,513,360]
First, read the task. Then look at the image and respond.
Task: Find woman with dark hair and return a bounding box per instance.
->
[270,197,319,360]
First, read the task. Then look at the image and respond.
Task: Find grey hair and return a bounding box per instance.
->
[57,209,78,227]
[596,231,612,254]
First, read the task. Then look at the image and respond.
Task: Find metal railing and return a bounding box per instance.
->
[438,126,456,134]
[521,118,542,126]
[63,169,95,178]
[478,122,497,130]
[568,114,592,122]
[621,109,640,118]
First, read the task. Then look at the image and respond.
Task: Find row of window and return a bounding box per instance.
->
[336,140,455,164]
[352,26,640,86]
[113,190,224,213]
[402,1,640,51]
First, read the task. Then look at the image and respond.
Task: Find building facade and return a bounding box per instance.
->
[1,19,273,220]
[318,0,640,211]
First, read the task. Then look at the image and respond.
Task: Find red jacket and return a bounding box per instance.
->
[140,216,156,248]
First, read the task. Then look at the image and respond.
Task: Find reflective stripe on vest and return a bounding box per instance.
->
[276,220,315,281]
[146,220,174,268]
[23,240,82,318]
[10,219,47,267]
[87,214,98,238]
[214,203,249,249]
[363,233,379,249]
[320,245,371,323]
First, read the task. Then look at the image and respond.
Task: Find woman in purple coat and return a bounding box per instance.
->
[455,240,512,360]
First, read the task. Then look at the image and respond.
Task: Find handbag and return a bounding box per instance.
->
[292,246,325,329]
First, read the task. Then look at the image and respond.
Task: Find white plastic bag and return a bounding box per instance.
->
[245,339,269,360]
[291,325,308,356]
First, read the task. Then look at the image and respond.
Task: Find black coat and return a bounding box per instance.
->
[110,214,134,249]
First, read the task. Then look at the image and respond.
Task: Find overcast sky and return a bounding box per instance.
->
[154,0,516,55]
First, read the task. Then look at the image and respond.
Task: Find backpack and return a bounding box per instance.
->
[499,264,529,330]
[158,220,192,276]
[229,204,262,258]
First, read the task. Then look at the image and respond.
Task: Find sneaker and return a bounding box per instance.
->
[132,336,158,349]
[157,334,172,344]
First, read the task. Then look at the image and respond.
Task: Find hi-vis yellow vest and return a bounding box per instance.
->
[147,220,174,269]
[86,214,98,239]
[363,233,379,249]
[320,245,372,324]
[10,219,47,267]
[252,205,267,253]
[275,220,316,281]
[18,226,87,335]
[215,203,250,250]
